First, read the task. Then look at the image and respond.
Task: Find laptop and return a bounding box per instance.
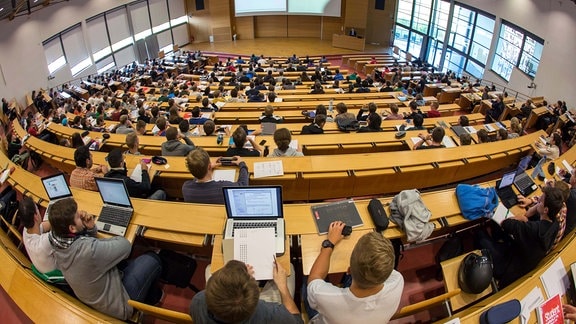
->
[222,186,285,255]
[496,170,518,209]
[41,173,73,220]
[94,177,134,236]
[514,155,538,197]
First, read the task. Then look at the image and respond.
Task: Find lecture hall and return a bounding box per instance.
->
[0,0,576,323]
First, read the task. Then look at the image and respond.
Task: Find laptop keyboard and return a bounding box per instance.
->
[233,222,277,235]
[516,174,533,189]
[98,206,131,227]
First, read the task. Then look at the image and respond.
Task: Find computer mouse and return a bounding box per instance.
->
[342,225,352,236]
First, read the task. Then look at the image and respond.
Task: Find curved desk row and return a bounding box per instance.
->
[16,120,541,201]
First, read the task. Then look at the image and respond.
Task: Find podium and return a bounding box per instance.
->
[332,34,365,51]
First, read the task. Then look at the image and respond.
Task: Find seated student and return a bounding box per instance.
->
[161,127,196,157]
[168,107,183,125]
[104,149,166,200]
[380,81,395,92]
[404,101,424,120]
[476,129,490,143]
[496,128,508,141]
[113,115,135,134]
[201,97,219,112]
[153,117,168,136]
[508,117,522,138]
[179,120,195,138]
[124,132,141,155]
[460,133,472,145]
[358,114,383,133]
[70,145,108,191]
[189,106,210,125]
[48,198,163,320]
[135,120,147,136]
[383,103,404,121]
[190,260,302,323]
[305,223,404,323]
[476,186,562,289]
[458,115,470,127]
[182,148,248,204]
[301,114,327,135]
[268,128,304,157]
[356,102,378,122]
[226,127,263,157]
[259,105,284,124]
[20,197,59,276]
[334,102,356,125]
[426,101,442,118]
[413,126,445,149]
[485,94,504,123]
[399,113,425,131]
[355,80,371,93]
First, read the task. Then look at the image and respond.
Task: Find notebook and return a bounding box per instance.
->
[495,170,518,209]
[41,173,73,220]
[222,186,285,255]
[311,199,363,235]
[94,177,134,236]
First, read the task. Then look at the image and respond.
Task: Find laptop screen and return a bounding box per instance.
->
[94,178,132,208]
[499,171,516,189]
[518,155,532,171]
[223,186,283,219]
[41,174,71,200]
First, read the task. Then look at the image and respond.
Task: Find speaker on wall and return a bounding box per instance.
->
[196,0,205,11]
[375,0,385,10]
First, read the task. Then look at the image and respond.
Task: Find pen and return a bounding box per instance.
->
[505,209,510,219]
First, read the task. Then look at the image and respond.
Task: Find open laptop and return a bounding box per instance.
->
[496,170,518,209]
[222,186,285,255]
[41,173,73,220]
[94,177,134,236]
[514,155,538,197]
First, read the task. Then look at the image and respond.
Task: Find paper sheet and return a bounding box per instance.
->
[253,160,284,178]
[213,169,236,182]
[484,124,495,132]
[442,136,456,148]
[562,159,574,174]
[0,169,10,184]
[520,287,544,324]
[540,257,569,299]
[289,140,298,150]
[463,126,477,134]
[234,228,275,280]
[491,203,511,225]
[130,163,143,182]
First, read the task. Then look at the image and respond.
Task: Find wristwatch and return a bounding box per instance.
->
[322,239,335,249]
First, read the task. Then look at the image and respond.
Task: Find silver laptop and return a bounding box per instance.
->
[223,186,285,255]
[41,173,73,220]
[94,177,134,236]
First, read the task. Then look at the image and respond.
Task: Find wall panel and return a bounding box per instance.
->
[235,16,255,40]
[255,16,288,38]
[321,16,344,40]
[344,0,368,28]
[287,16,321,38]
[366,0,396,46]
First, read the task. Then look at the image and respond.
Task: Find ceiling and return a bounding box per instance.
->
[0,0,68,21]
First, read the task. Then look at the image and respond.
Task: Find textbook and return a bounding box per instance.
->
[311,199,363,234]
[536,294,563,324]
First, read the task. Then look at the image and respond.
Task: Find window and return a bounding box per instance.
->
[408,33,424,57]
[129,1,152,41]
[43,37,66,74]
[412,0,432,34]
[168,0,188,27]
[61,25,92,76]
[149,0,170,33]
[106,7,133,52]
[518,35,544,78]
[87,16,112,62]
[396,0,413,27]
[393,25,409,52]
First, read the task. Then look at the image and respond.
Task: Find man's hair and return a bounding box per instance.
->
[185,147,210,179]
[459,115,469,127]
[165,126,178,140]
[48,198,78,237]
[205,260,260,323]
[273,128,292,152]
[179,120,190,133]
[156,117,167,131]
[19,196,37,229]
[151,106,159,117]
[350,232,394,289]
[74,145,91,168]
[390,103,399,114]
[430,101,439,109]
[126,132,138,149]
[431,127,445,143]
[498,128,508,140]
[477,129,489,143]
[413,113,424,127]
[314,114,327,126]
[119,114,128,125]
[232,127,247,148]
[460,133,472,145]
[192,106,201,117]
[336,102,347,114]
[264,105,274,117]
[367,113,382,130]
[553,180,570,202]
[315,104,327,116]
[204,120,216,136]
[367,102,377,114]
[136,120,146,133]
[542,186,564,220]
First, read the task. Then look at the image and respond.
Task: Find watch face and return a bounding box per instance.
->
[322,239,334,249]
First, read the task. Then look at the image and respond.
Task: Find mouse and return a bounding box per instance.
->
[342,225,352,236]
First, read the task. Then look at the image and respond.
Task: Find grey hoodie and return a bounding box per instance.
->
[161,137,196,156]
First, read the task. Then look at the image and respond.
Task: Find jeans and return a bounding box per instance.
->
[148,189,167,201]
[120,252,162,302]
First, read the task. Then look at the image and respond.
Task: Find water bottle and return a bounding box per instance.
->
[329,98,334,113]
[217,133,223,145]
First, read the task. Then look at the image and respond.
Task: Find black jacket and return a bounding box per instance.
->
[105,168,152,199]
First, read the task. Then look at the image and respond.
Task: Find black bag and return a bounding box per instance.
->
[435,236,463,281]
[337,119,360,132]
[368,199,389,232]
[0,186,18,226]
[158,250,198,290]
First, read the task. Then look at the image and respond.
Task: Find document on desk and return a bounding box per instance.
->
[484,124,495,132]
[520,286,544,324]
[234,228,275,280]
[289,140,298,150]
[562,160,574,174]
[463,126,477,134]
[491,203,510,225]
[540,257,569,299]
[253,160,284,179]
[130,163,151,182]
[213,169,236,182]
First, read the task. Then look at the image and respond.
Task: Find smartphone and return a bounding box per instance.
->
[259,139,267,146]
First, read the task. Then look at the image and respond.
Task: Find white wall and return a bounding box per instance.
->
[460,0,576,105]
[0,0,134,103]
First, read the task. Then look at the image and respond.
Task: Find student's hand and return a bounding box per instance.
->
[327,221,345,246]
[516,195,534,208]
[246,264,255,278]
[80,210,95,230]
[231,156,243,166]
[272,259,289,290]
[140,160,148,170]
[563,304,576,321]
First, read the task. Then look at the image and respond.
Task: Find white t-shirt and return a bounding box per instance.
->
[308,270,404,324]
[22,229,57,274]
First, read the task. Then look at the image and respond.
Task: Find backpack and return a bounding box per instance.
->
[455,184,499,220]
[337,119,360,132]
[389,189,434,243]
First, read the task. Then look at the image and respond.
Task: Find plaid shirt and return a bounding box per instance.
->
[70,167,99,191]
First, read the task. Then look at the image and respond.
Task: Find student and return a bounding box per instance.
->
[161,127,196,157]
[268,128,303,157]
[305,223,404,323]
[182,148,248,204]
[357,114,383,133]
[70,145,108,191]
[413,127,445,149]
[226,127,262,157]
[20,197,59,275]
[301,114,326,135]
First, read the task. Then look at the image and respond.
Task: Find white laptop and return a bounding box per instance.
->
[94,177,134,236]
[222,186,285,255]
[41,173,73,220]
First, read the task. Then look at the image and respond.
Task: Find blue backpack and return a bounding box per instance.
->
[455,184,499,220]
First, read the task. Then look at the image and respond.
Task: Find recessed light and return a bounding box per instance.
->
[0,8,4,12]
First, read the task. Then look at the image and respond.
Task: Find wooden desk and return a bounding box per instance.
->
[332,34,365,51]
[525,107,549,131]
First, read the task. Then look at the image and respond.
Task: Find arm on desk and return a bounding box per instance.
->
[307,221,345,283]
